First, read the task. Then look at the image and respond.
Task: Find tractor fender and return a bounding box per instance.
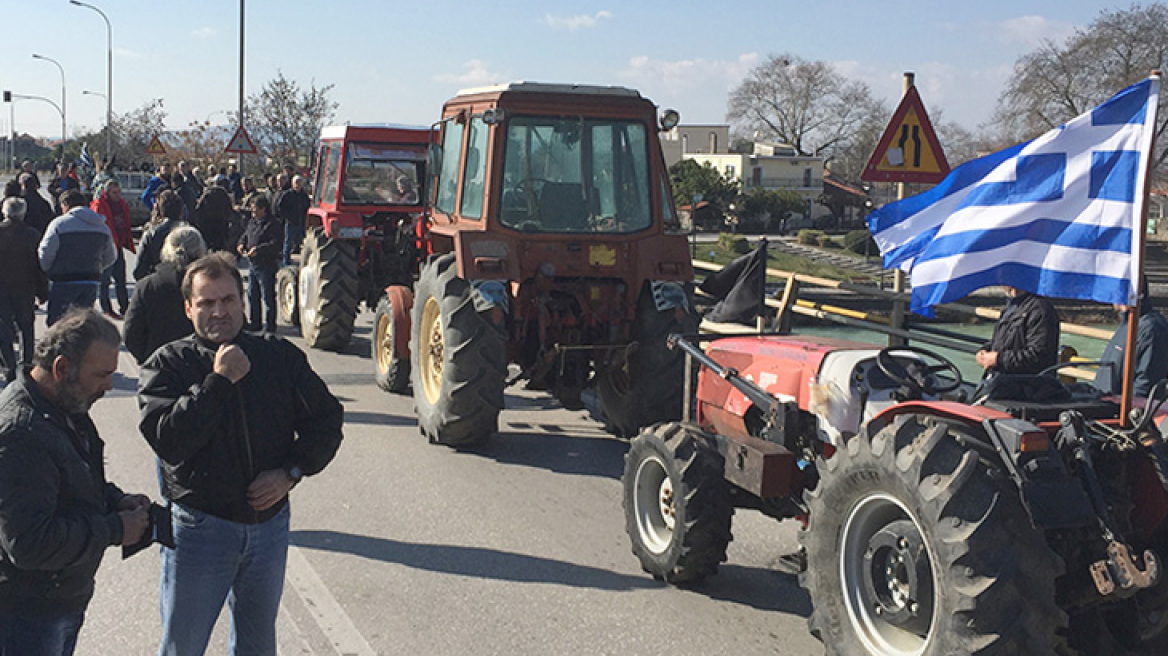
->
[867,400,1012,436]
[383,285,414,359]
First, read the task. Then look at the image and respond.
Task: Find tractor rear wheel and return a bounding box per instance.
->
[276,266,299,326]
[623,422,732,585]
[373,295,410,393]
[298,228,359,351]
[410,254,507,447]
[800,414,1067,655]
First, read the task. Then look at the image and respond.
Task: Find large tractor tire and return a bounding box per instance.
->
[373,295,410,393]
[298,228,359,351]
[276,266,299,326]
[598,284,697,438]
[623,422,732,585]
[800,414,1067,656]
[410,254,507,447]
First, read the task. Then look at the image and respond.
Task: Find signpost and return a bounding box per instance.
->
[862,81,949,185]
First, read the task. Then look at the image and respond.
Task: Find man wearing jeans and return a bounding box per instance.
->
[38,190,116,325]
[137,253,343,655]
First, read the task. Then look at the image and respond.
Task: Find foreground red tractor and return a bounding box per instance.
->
[372,82,697,445]
[624,333,1168,654]
[278,124,431,352]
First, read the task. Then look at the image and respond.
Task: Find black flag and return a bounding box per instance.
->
[700,240,767,325]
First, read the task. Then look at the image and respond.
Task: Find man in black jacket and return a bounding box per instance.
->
[0,309,150,654]
[976,286,1061,375]
[137,252,343,655]
[237,195,283,333]
[0,197,47,383]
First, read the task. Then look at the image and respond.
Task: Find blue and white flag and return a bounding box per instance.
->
[78,142,94,169]
[868,76,1160,316]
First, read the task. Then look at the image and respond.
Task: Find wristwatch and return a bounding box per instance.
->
[286,465,304,484]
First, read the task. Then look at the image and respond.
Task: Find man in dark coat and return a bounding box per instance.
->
[192,183,236,252]
[137,253,343,655]
[976,286,1060,375]
[0,309,150,654]
[1095,280,1168,397]
[237,195,283,333]
[277,174,311,266]
[19,173,54,237]
[0,198,48,383]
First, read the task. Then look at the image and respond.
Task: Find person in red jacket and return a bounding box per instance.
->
[91,180,136,319]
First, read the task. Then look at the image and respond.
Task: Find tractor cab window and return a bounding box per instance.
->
[320,144,342,206]
[312,143,330,205]
[459,117,489,219]
[499,117,651,234]
[340,143,424,205]
[435,121,464,215]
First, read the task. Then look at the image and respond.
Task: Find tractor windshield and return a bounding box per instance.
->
[341,143,424,206]
[499,117,651,234]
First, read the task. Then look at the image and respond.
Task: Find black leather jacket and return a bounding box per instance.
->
[138,331,344,524]
[0,370,126,614]
[983,291,1061,375]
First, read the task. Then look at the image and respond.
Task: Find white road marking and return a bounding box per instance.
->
[283,545,376,656]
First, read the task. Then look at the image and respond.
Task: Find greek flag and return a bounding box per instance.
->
[868,76,1160,316]
[79,142,94,169]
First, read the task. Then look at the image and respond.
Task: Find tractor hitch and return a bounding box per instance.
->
[1090,540,1161,597]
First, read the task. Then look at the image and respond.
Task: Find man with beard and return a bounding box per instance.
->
[0,309,151,654]
[137,253,343,655]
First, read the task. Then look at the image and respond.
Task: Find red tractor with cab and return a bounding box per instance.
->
[624,332,1168,655]
[369,82,698,446]
[278,124,431,351]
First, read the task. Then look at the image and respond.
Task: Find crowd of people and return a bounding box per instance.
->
[0,158,342,655]
[0,159,312,384]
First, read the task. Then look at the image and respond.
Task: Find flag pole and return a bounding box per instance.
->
[1121,70,1161,427]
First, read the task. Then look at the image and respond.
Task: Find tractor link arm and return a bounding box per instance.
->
[667,334,778,415]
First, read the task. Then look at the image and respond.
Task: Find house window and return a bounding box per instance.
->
[803,168,812,187]
[725,165,735,178]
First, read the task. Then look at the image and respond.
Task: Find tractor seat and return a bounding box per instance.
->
[977,373,1119,422]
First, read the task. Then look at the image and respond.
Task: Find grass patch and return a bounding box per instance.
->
[692,242,858,281]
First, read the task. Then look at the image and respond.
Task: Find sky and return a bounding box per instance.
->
[0,1,1133,147]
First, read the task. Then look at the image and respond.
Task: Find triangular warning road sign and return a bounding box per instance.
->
[145,135,167,156]
[862,86,949,184]
[224,126,258,154]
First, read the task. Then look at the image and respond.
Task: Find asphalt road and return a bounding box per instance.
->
[50,293,823,655]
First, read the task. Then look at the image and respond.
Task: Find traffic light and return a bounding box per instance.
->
[2,91,10,103]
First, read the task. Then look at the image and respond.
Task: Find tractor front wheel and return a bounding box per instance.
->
[623,422,732,585]
[373,295,410,393]
[276,266,299,326]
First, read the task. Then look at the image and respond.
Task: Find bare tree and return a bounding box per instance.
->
[246,71,338,168]
[727,53,888,178]
[995,3,1168,166]
[108,99,167,167]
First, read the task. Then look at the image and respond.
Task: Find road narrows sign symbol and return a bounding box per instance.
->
[145,135,167,156]
[862,86,949,184]
[225,126,258,155]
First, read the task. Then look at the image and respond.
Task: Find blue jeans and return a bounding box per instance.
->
[246,264,277,332]
[0,609,84,655]
[159,503,289,656]
[99,249,128,315]
[282,221,304,267]
[46,282,98,326]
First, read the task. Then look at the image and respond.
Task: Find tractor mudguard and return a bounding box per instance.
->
[982,417,1096,530]
[471,280,509,313]
[383,285,414,360]
[650,281,689,313]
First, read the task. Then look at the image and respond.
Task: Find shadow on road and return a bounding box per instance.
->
[465,429,627,479]
[697,564,813,616]
[343,410,416,427]
[291,529,657,592]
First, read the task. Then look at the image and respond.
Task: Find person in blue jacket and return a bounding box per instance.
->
[141,162,172,211]
[1096,278,1168,398]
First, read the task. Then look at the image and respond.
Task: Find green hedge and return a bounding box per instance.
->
[797,229,823,246]
[843,229,876,255]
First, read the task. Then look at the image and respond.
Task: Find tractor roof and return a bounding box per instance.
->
[454,82,643,99]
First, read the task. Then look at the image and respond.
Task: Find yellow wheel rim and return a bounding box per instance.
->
[375,311,393,375]
[419,297,444,405]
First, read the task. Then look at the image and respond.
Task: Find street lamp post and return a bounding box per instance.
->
[31,54,66,149]
[70,1,112,160]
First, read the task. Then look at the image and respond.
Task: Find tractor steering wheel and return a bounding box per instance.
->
[876,345,964,396]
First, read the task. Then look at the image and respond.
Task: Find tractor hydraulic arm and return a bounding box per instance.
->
[668,334,778,418]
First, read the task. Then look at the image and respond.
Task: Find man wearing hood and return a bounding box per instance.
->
[38,190,116,325]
